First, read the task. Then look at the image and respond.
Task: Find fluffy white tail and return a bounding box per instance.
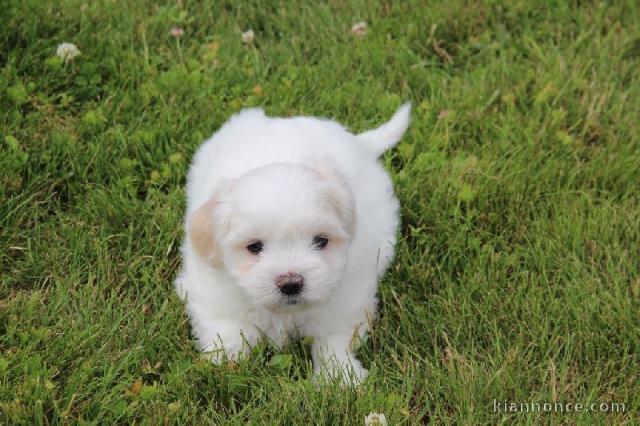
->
[356,103,411,156]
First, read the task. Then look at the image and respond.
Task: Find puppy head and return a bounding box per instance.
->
[188,163,355,308]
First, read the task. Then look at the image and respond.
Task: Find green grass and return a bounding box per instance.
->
[2,0,639,424]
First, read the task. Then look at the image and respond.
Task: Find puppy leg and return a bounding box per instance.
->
[194,318,259,364]
[311,332,369,385]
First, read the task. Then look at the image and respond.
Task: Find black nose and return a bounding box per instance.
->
[279,282,303,295]
[276,273,304,296]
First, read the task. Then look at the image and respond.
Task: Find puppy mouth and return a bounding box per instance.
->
[267,294,311,311]
[282,295,303,305]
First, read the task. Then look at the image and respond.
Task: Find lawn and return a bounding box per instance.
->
[2,0,639,424]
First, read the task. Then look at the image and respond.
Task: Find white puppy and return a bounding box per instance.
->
[175,103,411,383]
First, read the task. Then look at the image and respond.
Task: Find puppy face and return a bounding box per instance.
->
[189,163,355,309]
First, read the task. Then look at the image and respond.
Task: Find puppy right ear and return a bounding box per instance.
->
[188,197,223,266]
[314,162,357,238]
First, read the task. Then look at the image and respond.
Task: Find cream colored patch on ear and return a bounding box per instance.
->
[314,162,357,237]
[330,184,357,237]
[188,197,222,265]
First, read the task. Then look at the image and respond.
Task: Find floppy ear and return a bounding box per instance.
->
[315,163,357,237]
[188,196,223,266]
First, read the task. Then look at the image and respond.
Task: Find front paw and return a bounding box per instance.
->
[200,330,252,365]
[314,356,369,386]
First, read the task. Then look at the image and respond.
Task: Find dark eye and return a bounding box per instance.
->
[312,235,329,250]
[246,241,264,255]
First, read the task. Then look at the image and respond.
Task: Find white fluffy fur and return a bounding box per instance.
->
[175,103,411,384]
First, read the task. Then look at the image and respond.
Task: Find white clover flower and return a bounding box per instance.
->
[241,29,255,44]
[56,42,81,62]
[364,412,387,426]
[170,27,184,38]
[351,21,368,37]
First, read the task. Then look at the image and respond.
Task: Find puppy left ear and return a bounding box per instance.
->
[315,163,357,237]
[188,196,223,266]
